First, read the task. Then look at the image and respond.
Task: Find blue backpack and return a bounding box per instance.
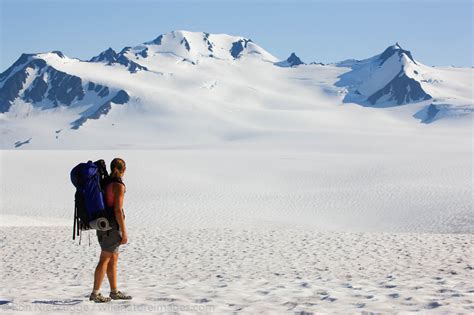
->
[70,160,109,241]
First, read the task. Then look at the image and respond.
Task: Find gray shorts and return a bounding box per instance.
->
[96,224,122,253]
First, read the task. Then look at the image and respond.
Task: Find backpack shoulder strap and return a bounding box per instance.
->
[109,177,126,192]
[109,178,126,219]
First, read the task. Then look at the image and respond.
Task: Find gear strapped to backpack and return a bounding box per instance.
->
[70,159,111,241]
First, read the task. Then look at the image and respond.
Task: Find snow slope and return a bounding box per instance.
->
[336,44,431,105]
[335,43,473,122]
[0,32,472,149]
[1,135,472,233]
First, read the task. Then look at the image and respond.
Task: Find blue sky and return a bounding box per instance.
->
[0,0,472,70]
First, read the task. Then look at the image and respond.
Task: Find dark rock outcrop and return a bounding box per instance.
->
[379,43,416,66]
[286,53,305,66]
[89,48,148,73]
[367,68,431,105]
[230,39,253,59]
[0,57,87,112]
[70,90,130,129]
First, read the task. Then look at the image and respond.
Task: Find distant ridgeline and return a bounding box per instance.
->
[0,31,472,147]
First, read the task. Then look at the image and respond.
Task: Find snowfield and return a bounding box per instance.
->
[0,227,473,313]
[1,134,473,313]
[0,140,472,233]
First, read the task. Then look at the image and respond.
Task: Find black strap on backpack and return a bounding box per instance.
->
[73,202,81,241]
[73,202,76,240]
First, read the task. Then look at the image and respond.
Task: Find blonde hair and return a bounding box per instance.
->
[110,158,126,180]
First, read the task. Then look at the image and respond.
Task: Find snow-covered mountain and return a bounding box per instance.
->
[88,30,278,71]
[0,30,277,114]
[275,52,305,67]
[0,31,472,149]
[335,43,473,122]
[0,51,131,130]
[335,43,431,106]
[139,30,278,63]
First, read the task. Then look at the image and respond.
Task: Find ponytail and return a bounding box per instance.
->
[110,158,126,180]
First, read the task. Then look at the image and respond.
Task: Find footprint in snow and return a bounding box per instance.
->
[195,298,211,303]
[425,301,442,309]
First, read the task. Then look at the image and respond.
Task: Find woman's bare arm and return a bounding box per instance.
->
[113,183,127,243]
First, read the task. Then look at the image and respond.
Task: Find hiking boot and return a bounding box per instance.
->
[109,290,132,300]
[89,292,112,303]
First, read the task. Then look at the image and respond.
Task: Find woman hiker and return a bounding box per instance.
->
[89,158,132,302]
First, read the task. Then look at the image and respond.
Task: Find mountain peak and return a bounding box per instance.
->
[287,52,305,66]
[274,52,305,68]
[51,51,65,58]
[335,42,430,107]
[90,47,118,63]
[89,47,147,73]
[379,43,416,65]
[139,30,277,63]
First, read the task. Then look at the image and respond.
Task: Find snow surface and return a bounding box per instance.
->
[0,136,473,312]
[1,144,472,233]
[0,227,473,313]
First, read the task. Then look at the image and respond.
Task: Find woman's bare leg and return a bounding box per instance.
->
[106,252,119,291]
[93,251,113,291]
